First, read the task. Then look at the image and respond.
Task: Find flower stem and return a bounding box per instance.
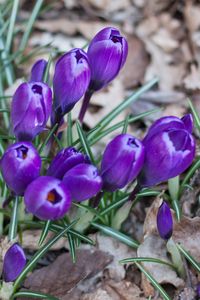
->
[8,196,19,241]
[168,176,181,221]
[78,90,93,124]
[167,237,185,278]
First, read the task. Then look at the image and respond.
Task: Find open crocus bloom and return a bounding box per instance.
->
[139,114,195,187]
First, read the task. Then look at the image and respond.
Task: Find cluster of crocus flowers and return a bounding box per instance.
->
[0,26,197,284]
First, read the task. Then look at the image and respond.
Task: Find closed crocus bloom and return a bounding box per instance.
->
[101,134,145,192]
[47,147,89,179]
[53,48,91,118]
[29,59,47,82]
[63,164,102,202]
[87,27,128,91]
[157,201,173,240]
[3,243,26,282]
[0,142,41,196]
[11,82,52,141]
[139,114,195,187]
[24,176,71,220]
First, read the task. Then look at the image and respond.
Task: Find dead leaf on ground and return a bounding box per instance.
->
[82,280,146,300]
[119,35,149,89]
[72,78,125,132]
[137,234,184,287]
[93,234,136,281]
[21,249,112,300]
[21,230,70,251]
[173,216,200,262]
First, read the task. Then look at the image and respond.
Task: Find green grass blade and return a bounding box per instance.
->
[122,115,129,134]
[0,72,10,128]
[5,0,19,53]
[91,222,139,248]
[13,219,78,292]
[8,196,19,241]
[176,244,200,273]
[179,157,200,195]
[120,257,175,270]
[12,291,59,300]
[93,195,129,222]
[39,123,58,154]
[67,232,76,263]
[76,120,95,163]
[38,220,51,246]
[89,109,159,145]
[134,262,172,300]
[18,0,44,53]
[188,99,200,134]
[43,54,52,83]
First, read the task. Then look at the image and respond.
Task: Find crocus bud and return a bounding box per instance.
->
[47,147,89,179]
[101,134,145,192]
[0,142,41,196]
[63,164,102,202]
[53,48,91,118]
[29,59,47,82]
[87,27,128,91]
[24,176,71,220]
[139,114,195,187]
[157,201,173,240]
[3,243,26,282]
[11,82,52,141]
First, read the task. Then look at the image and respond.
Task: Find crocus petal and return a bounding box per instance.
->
[0,142,41,195]
[24,176,71,220]
[101,134,145,192]
[3,243,26,282]
[53,48,91,116]
[29,59,47,82]
[87,27,128,91]
[139,128,195,187]
[181,114,193,134]
[157,201,173,240]
[47,147,89,179]
[11,82,52,141]
[63,164,102,202]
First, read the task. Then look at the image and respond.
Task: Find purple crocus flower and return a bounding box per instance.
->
[53,48,91,119]
[139,114,196,187]
[11,81,52,141]
[157,201,173,240]
[24,176,71,220]
[101,134,145,192]
[63,163,102,202]
[47,147,89,179]
[3,243,26,282]
[0,142,41,196]
[29,59,47,82]
[87,27,128,91]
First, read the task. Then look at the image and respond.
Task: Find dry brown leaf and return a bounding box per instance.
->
[86,0,130,12]
[162,103,186,118]
[94,234,136,281]
[137,234,184,287]
[183,64,200,91]
[21,230,70,251]
[152,28,179,53]
[141,273,155,297]
[30,32,87,52]
[35,19,115,40]
[173,216,200,261]
[119,35,149,88]
[71,78,125,131]
[22,249,112,299]
[82,280,146,300]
